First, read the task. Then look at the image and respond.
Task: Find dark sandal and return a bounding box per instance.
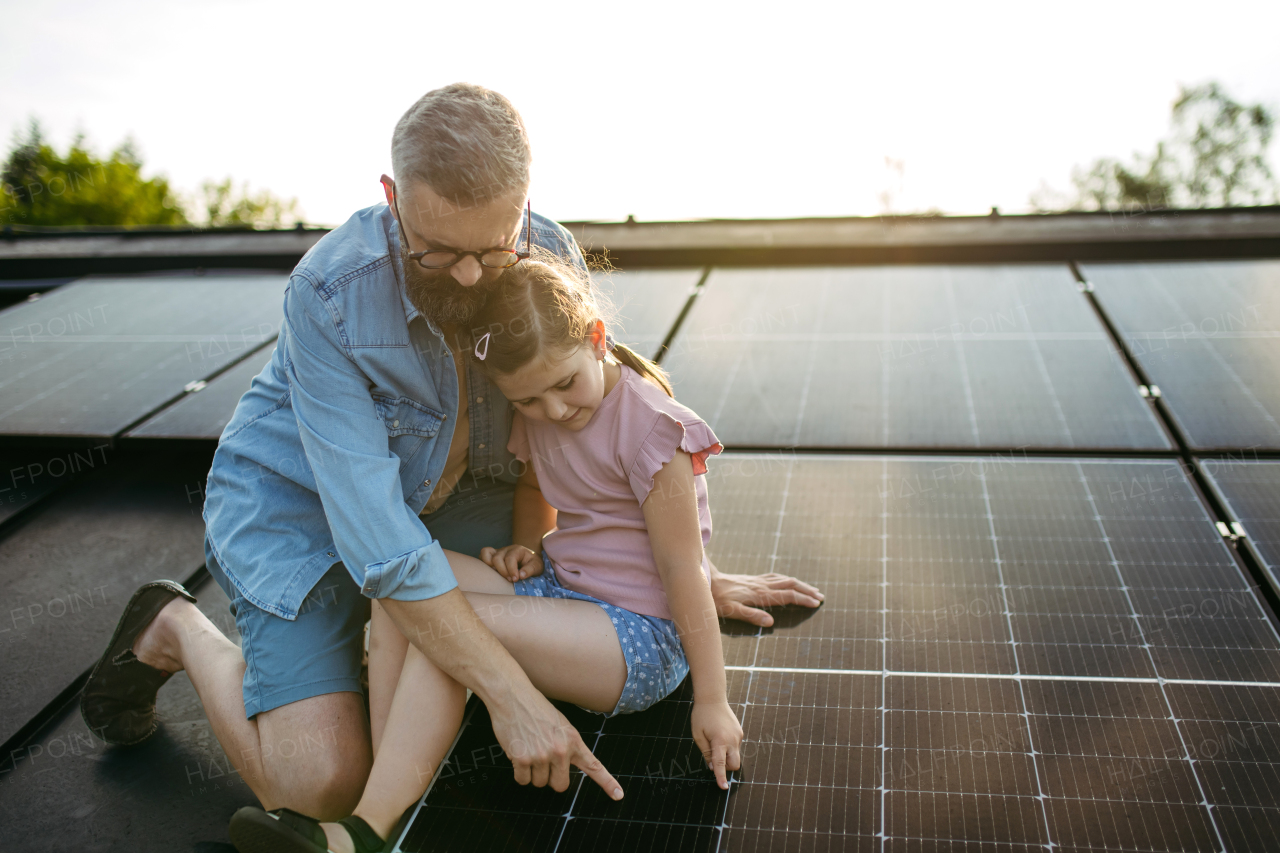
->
[79,580,197,745]
[229,806,386,853]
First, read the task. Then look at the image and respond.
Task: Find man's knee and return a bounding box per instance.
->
[256,693,372,817]
[286,743,369,819]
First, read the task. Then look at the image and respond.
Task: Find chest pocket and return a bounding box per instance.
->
[373,394,446,463]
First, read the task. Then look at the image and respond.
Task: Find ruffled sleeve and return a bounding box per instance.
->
[627,411,724,505]
[507,411,531,463]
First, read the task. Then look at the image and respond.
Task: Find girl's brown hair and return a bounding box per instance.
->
[469,249,673,396]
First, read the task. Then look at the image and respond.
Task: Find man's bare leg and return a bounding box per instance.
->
[131,599,372,818]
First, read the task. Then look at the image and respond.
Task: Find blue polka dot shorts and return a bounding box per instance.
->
[513,553,689,717]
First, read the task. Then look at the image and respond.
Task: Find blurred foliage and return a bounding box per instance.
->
[196,178,299,228]
[1,119,301,228]
[1033,82,1279,212]
[1,120,188,226]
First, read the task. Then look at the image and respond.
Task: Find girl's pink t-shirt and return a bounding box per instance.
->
[508,364,723,620]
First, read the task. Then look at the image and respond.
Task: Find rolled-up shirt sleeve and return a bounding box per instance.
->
[283,273,457,602]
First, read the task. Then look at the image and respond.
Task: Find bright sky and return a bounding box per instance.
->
[3,0,1278,227]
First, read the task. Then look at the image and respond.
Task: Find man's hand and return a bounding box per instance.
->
[708,561,824,627]
[480,544,542,582]
[489,685,623,800]
[380,591,622,801]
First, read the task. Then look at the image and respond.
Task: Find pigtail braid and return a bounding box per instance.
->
[610,342,674,397]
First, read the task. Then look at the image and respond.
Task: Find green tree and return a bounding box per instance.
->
[1,120,188,227]
[196,178,299,228]
[1033,82,1279,211]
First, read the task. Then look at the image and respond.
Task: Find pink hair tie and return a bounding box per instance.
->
[474,332,491,360]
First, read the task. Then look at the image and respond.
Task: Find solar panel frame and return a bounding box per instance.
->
[1199,458,1280,597]
[124,340,277,440]
[1082,260,1280,451]
[589,268,702,362]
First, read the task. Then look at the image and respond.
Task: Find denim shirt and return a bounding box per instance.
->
[203,203,587,620]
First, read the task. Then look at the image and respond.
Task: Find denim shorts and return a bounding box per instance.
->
[206,477,516,719]
[513,554,689,717]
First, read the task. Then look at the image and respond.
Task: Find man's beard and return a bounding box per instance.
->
[401,243,505,329]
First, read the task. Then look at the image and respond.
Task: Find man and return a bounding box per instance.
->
[82,83,823,826]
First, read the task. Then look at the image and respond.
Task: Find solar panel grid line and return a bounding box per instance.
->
[728,666,1280,690]
[666,332,1118,342]
[708,670,752,851]
[940,272,983,445]
[713,465,796,843]
[879,457,890,851]
[1187,335,1280,437]
[974,460,1055,850]
[880,293,891,446]
[714,458,797,849]
[1074,461,1228,847]
[389,698,483,852]
[788,274,831,447]
[1013,314,1075,448]
[547,726,601,852]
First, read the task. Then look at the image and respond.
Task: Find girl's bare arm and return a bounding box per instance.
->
[643,450,743,789]
[512,462,557,555]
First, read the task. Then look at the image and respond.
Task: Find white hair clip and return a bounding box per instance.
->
[474,332,491,360]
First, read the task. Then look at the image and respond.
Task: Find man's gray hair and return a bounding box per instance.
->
[391,83,531,205]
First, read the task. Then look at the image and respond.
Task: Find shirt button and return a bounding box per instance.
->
[424,478,431,487]
[478,443,486,450]
[475,396,483,403]
[392,419,399,428]
[326,551,336,558]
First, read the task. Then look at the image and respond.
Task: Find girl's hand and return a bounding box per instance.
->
[691,700,743,790]
[479,544,542,583]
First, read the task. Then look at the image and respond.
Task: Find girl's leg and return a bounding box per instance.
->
[325,552,627,850]
[366,556,516,752]
[445,550,627,711]
[367,600,409,756]
[461,590,627,712]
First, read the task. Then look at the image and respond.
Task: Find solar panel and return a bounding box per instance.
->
[0,274,284,438]
[0,449,210,746]
[590,269,700,361]
[125,343,276,440]
[1201,459,1280,593]
[1082,261,1280,451]
[660,266,1169,450]
[0,573,257,850]
[394,454,1280,851]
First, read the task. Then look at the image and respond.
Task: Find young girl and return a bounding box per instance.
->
[232,255,743,853]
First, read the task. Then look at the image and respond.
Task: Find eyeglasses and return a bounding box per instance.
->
[396,195,532,270]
